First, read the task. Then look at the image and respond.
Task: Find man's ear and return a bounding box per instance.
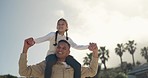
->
[67,51,70,55]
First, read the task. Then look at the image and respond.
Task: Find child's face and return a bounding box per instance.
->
[57,20,68,32]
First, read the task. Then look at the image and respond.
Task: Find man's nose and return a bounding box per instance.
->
[59,48,63,51]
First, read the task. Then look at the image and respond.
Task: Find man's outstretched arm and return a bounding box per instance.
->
[19,38,45,77]
[81,43,99,77]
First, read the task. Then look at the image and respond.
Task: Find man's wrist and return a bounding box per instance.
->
[22,51,27,54]
[22,49,28,53]
[92,52,98,58]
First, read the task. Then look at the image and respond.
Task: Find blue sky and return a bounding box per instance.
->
[1,0,148,77]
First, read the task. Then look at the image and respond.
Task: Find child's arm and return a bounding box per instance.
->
[34,32,54,44]
[68,37,89,50]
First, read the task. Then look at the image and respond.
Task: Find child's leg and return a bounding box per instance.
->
[65,55,81,78]
[44,54,57,78]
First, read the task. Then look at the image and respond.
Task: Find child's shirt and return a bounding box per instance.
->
[34,32,88,55]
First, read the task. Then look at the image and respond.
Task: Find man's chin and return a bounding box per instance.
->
[56,54,63,58]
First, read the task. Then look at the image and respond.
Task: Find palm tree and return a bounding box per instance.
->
[115,43,125,69]
[141,47,148,63]
[125,40,137,66]
[99,46,109,70]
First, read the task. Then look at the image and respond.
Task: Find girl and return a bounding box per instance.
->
[27,18,88,78]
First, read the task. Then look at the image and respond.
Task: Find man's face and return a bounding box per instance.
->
[55,42,70,59]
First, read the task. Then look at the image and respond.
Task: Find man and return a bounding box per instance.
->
[19,38,99,78]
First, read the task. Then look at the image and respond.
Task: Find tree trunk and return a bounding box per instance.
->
[132,54,135,66]
[120,56,123,68]
[104,62,107,70]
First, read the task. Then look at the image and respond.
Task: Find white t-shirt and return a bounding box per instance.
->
[34,32,88,56]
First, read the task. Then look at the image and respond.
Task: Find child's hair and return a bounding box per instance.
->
[53,18,69,46]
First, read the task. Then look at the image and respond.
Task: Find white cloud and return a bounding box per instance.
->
[59,0,148,68]
[54,10,65,18]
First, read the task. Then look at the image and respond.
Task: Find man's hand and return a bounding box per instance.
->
[26,37,35,46]
[22,38,34,53]
[88,43,98,51]
[88,43,98,58]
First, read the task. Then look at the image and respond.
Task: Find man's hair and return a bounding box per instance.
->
[58,40,70,48]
